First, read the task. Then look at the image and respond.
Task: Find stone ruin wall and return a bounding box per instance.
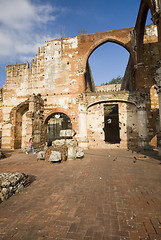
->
[0,22,160,150]
[134,25,159,90]
[1,36,85,149]
[95,84,121,92]
[87,101,138,149]
[86,91,139,149]
[137,25,159,147]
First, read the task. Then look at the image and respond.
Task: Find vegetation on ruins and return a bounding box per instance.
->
[101,76,123,85]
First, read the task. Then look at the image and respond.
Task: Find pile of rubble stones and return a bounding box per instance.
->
[0,172,30,203]
[37,134,84,163]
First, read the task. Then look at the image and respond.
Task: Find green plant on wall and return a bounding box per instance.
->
[101,76,123,85]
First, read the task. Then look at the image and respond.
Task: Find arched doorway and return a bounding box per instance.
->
[104,104,120,143]
[10,102,29,149]
[46,112,72,146]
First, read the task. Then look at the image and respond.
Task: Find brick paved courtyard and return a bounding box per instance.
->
[0,149,161,240]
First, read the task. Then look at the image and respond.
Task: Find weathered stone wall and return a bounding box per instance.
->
[86,91,138,149]
[0,0,161,150]
[0,89,3,147]
[121,56,135,91]
[95,84,121,92]
[1,36,84,149]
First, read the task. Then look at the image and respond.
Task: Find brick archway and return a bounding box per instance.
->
[135,0,159,61]
[86,39,134,64]
[44,108,77,145]
[76,29,136,92]
[44,108,75,128]
[77,28,135,70]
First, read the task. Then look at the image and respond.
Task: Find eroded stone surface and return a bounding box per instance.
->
[37,151,46,160]
[0,172,30,202]
[76,149,84,158]
[48,151,61,162]
[0,1,160,151]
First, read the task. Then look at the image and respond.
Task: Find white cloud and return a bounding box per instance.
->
[0,0,61,63]
[0,0,56,30]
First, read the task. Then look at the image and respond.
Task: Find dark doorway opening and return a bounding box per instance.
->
[104,104,120,143]
[47,113,72,146]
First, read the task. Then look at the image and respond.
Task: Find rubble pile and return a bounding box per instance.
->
[0,172,30,203]
[45,145,67,162]
[37,130,84,163]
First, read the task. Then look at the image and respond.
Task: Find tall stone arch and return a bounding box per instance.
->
[84,39,135,92]
[133,0,161,153]
[135,0,159,62]
[76,28,135,93]
[86,39,134,63]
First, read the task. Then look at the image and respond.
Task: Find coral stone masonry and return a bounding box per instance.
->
[0,172,30,202]
[0,0,161,154]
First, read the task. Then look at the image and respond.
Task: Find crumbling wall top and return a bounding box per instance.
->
[5,62,30,70]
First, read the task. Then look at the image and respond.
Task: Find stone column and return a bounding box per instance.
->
[156,85,161,156]
[157,88,161,128]
[31,94,44,151]
[29,94,35,112]
[10,109,17,149]
[137,102,149,148]
[24,94,45,151]
[157,90,161,156]
[154,61,161,155]
[25,95,35,141]
[78,103,89,149]
[66,139,76,160]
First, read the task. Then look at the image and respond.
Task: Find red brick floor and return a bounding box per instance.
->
[0,149,161,240]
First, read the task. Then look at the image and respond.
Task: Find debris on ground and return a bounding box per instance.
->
[0,172,30,203]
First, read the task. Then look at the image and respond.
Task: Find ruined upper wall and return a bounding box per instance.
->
[95,84,121,92]
[143,24,158,43]
[2,63,30,106]
[2,23,160,106]
[122,24,159,91]
[3,36,86,102]
[43,37,84,94]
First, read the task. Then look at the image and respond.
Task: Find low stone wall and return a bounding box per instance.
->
[0,172,30,203]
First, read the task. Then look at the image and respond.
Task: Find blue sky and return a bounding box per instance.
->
[0,0,152,88]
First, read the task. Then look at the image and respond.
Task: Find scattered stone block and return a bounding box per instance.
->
[60,129,76,138]
[48,151,61,162]
[66,139,76,160]
[37,151,46,160]
[76,149,84,158]
[52,139,66,147]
